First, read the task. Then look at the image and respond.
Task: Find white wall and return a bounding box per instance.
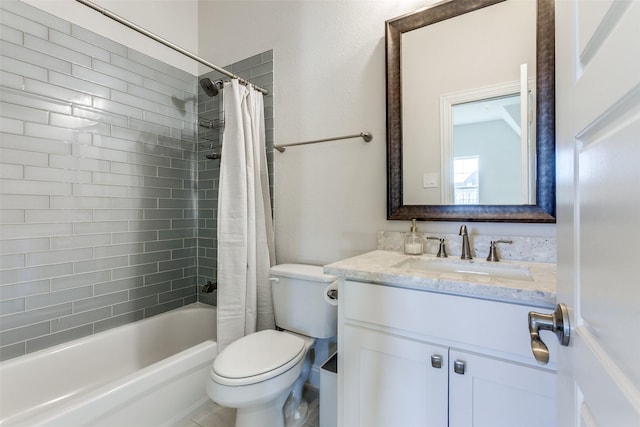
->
[198,0,556,265]
[21,0,199,74]
[22,0,557,265]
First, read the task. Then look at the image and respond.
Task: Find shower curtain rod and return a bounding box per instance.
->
[274,132,373,153]
[74,0,269,95]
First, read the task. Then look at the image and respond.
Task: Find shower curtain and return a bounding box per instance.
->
[217,80,275,352]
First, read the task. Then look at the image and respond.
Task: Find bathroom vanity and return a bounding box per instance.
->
[325,250,558,427]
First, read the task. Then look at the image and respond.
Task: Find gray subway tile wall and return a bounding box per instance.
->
[0,1,274,361]
[0,0,201,361]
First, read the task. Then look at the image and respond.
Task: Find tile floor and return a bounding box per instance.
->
[179,388,320,427]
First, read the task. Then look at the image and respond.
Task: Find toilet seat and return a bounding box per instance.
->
[212,330,306,386]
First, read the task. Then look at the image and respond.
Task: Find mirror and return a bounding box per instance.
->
[386,0,555,222]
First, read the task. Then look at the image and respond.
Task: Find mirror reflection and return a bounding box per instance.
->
[401,0,536,206]
[385,0,556,222]
[450,94,529,205]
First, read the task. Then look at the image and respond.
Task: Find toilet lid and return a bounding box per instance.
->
[213,330,306,385]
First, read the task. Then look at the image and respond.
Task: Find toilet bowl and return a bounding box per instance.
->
[207,264,337,427]
[207,330,314,427]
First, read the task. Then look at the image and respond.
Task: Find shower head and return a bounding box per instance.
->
[200,78,224,97]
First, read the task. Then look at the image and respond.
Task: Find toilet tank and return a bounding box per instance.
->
[270,264,337,339]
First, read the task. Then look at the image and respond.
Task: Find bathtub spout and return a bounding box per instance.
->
[202,281,216,293]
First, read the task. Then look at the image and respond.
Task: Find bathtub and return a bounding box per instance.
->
[0,303,217,427]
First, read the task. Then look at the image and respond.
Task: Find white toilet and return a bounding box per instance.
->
[206,264,337,427]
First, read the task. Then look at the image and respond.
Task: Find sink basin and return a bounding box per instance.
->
[392,257,533,281]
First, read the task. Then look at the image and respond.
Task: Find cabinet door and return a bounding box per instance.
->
[449,349,556,427]
[342,325,448,427]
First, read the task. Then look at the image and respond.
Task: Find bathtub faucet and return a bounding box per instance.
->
[202,281,216,293]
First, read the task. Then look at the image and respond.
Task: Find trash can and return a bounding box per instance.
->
[320,352,337,427]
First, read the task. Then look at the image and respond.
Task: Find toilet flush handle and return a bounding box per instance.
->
[269,277,279,283]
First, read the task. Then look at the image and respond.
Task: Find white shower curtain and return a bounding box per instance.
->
[217,80,275,352]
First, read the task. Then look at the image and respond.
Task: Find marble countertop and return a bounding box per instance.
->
[324,250,556,308]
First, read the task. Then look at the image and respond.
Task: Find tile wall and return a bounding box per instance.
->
[0,1,200,361]
[0,1,276,361]
[196,52,274,306]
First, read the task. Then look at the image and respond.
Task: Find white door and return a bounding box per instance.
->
[555,0,640,425]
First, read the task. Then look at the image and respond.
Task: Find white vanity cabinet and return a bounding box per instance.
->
[343,325,449,426]
[448,349,555,427]
[338,279,556,427]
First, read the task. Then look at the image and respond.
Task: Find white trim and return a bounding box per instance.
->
[440,77,536,204]
[520,64,530,204]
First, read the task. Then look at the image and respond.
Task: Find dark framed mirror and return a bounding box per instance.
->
[386,0,555,222]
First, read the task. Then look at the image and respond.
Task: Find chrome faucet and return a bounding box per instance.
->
[486,240,513,262]
[426,237,448,258]
[459,225,472,260]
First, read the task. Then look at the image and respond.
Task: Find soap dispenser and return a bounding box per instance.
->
[404,219,423,255]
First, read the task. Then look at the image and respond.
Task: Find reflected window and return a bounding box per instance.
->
[454,156,479,204]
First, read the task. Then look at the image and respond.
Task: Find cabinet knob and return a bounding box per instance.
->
[431,354,443,368]
[453,359,466,375]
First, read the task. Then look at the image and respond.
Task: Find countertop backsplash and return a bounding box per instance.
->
[377,231,556,263]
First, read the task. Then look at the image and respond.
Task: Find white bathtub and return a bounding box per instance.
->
[0,303,217,427]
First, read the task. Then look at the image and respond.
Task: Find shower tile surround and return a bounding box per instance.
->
[0,0,274,361]
[0,0,197,361]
